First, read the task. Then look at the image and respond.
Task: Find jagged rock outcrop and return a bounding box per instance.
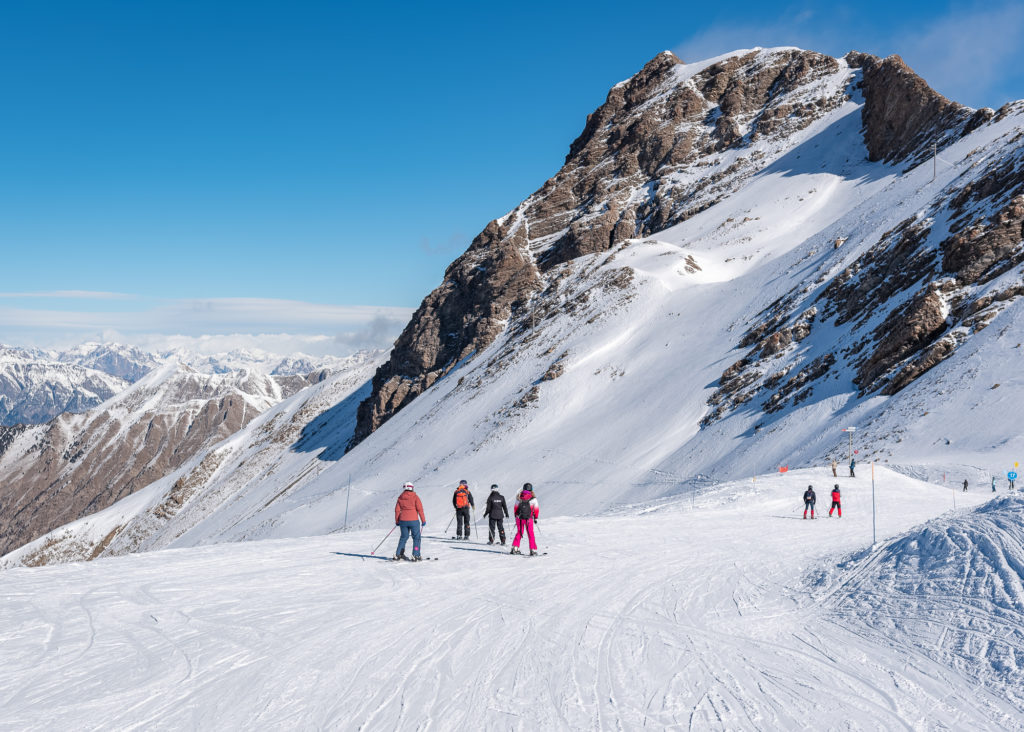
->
[857,283,951,393]
[352,218,540,442]
[848,52,981,165]
[942,194,1024,282]
[353,47,851,444]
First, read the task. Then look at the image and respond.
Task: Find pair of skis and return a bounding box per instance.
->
[388,556,438,562]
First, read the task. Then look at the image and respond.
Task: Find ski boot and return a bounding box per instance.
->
[510,547,521,555]
[411,555,422,562]
[395,551,407,561]
[529,550,538,557]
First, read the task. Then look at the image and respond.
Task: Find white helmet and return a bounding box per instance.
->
[403,482,415,490]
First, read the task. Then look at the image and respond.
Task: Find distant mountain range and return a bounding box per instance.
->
[0,342,359,426]
[0,344,383,556]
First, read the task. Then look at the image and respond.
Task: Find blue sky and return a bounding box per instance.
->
[2,0,1023,353]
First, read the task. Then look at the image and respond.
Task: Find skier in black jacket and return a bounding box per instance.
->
[803,485,817,519]
[482,484,509,545]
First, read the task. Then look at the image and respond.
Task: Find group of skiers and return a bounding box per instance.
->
[802,484,842,519]
[392,481,541,560]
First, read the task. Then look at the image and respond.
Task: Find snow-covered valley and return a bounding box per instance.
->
[2,468,1022,730]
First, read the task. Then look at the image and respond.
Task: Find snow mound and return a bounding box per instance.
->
[823,496,1024,720]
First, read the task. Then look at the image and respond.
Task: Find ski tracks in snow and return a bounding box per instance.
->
[2,478,1023,730]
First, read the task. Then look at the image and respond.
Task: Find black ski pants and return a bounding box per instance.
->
[455,507,471,537]
[488,517,506,544]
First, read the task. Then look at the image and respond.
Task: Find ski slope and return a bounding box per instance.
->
[3,467,1022,730]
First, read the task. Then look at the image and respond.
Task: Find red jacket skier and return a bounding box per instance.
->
[394,482,426,560]
[828,485,841,518]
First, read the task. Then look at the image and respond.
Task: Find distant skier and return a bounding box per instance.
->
[803,485,817,519]
[482,484,509,545]
[1011,476,1017,491]
[511,483,540,555]
[962,478,968,493]
[828,484,842,518]
[849,458,856,478]
[452,480,475,540]
[394,482,426,561]
[831,458,838,477]
[992,476,997,492]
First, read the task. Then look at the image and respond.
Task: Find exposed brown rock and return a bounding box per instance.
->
[857,283,950,392]
[759,329,793,358]
[882,335,959,395]
[942,194,1024,283]
[850,52,975,165]
[351,217,541,445]
[819,217,936,327]
[764,353,836,413]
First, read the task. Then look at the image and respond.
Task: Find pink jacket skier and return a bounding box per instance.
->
[511,483,540,556]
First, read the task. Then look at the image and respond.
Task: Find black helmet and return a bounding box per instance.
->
[490,484,499,490]
[807,484,813,489]
[459,480,468,486]
[523,482,533,491]
[834,484,840,489]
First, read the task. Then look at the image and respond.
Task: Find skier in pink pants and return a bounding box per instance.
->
[511,483,540,556]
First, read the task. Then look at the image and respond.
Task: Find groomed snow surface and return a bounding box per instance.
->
[3,467,1023,730]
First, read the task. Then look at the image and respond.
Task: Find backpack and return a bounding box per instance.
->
[517,494,533,519]
[455,487,469,508]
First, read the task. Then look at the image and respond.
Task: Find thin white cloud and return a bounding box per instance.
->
[898,3,1024,106]
[113,332,356,358]
[0,290,137,300]
[0,297,415,355]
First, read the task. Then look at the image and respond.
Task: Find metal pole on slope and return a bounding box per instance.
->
[842,427,856,467]
[933,141,937,182]
[871,462,876,546]
[344,474,351,529]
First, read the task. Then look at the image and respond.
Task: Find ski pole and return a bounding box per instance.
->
[370,526,397,556]
[473,510,479,539]
[445,513,455,534]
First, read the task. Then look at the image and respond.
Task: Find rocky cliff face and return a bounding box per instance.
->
[0,363,321,556]
[354,47,855,444]
[847,52,986,165]
[353,46,1024,450]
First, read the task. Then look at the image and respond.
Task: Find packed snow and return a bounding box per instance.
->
[2,468,1022,729]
